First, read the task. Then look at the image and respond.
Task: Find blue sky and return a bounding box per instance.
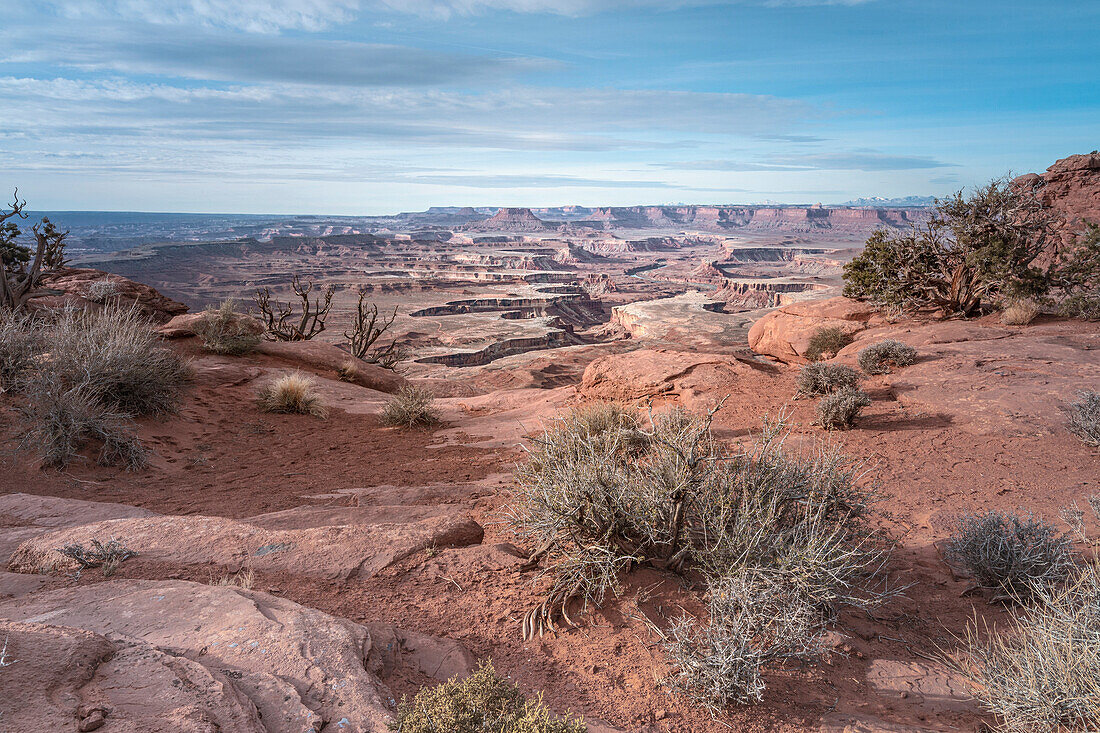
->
[2,0,1097,214]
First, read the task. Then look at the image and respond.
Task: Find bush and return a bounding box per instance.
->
[816,387,871,429]
[84,278,121,304]
[380,385,439,428]
[948,563,1100,732]
[19,380,146,468]
[1068,391,1100,447]
[804,327,852,362]
[195,299,261,355]
[390,661,586,733]
[663,571,825,710]
[507,404,889,652]
[857,339,917,375]
[796,363,861,397]
[257,372,327,418]
[1001,299,1040,326]
[1058,292,1100,321]
[0,308,41,392]
[943,511,1074,600]
[58,537,136,578]
[46,305,190,416]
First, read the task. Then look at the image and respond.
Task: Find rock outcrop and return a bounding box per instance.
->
[747,296,879,363]
[30,268,189,323]
[256,340,407,394]
[580,349,766,402]
[1015,151,1100,246]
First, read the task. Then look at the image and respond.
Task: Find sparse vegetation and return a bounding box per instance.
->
[346,285,404,370]
[257,372,328,418]
[84,278,121,304]
[1,189,69,311]
[1052,222,1100,321]
[948,563,1100,733]
[857,339,918,375]
[944,511,1074,601]
[804,326,852,362]
[663,571,826,710]
[57,537,136,578]
[1068,390,1100,447]
[336,361,360,382]
[0,308,41,392]
[508,403,892,705]
[796,363,861,397]
[1000,299,1040,326]
[212,568,255,589]
[380,385,439,428]
[253,275,335,341]
[195,299,261,355]
[389,661,586,733]
[815,387,871,429]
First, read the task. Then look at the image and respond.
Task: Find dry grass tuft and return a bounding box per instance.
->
[212,568,255,589]
[380,385,439,428]
[84,278,121,304]
[195,299,261,355]
[257,372,328,417]
[336,361,361,383]
[1001,299,1040,326]
[796,363,861,397]
[0,308,42,393]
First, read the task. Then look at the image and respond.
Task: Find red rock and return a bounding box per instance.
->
[156,311,264,339]
[256,340,407,394]
[580,348,766,402]
[747,296,878,363]
[30,267,188,323]
[1014,151,1100,248]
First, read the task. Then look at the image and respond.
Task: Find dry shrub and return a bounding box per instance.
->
[57,537,136,578]
[816,387,871,429]
[1001,299,1040,326]
[380,385,439,428]
[796,363,861,397]
[948,563,1100,732]
[84,278,121,304]
[46,305,190,416]
[508,404,892,705]
[664,571,825,710]
[390,661,586,733]
[944,511,1074,601]
[336,361,360,383]
[1068,390,1100,447]
[257,372,327,417]
[18,380,147,468]
[804,326,853,362]
[195,299,261,355]
[857,339,917,375]
[212,568,255,589]
[0,308,41,392]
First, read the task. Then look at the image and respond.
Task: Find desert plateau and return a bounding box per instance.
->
[2,2,1099,732]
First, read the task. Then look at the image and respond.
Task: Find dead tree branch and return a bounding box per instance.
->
[253,275,335,341]
[344,286,404,369]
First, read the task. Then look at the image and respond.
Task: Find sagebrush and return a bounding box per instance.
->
[857,340,917,375]
[796,363,860,397]
[0,308,41,392]
[1068,390,1100,447]
[816,387,871,430]
[390,661,586,733]
[380,385,439,428]
[84,278,121,304]
[944,511,1074,601]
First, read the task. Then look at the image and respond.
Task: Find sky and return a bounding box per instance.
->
[2,0,1097,214]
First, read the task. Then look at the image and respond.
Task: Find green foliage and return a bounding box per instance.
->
[804,326,853,362]
[844,178,1055,315]
[0,219,29,269]
[390,661,586,733]
[1054,223,1100,320]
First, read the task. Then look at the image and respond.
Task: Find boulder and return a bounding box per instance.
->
[30,268,188,324]
[0,580,473,732]
[747,296,878,363]
[257,340,407,394]
[8,511,484,581]
[1015,151,1100,249]
[580,349,766,402]
[156,311,264,340]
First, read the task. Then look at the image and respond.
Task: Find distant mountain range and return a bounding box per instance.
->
[839,196,937,207]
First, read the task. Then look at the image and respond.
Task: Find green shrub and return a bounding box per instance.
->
[390,661,586,733]
[944,511,1074,601]
[1068,391,1100,448]
[857,339,917,375]
[804,327,853,362]
[948,563,1100,732]
[380,385,439,428]
[816,387,871,429]
[796,363,861,397]
[195,299,261,355]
